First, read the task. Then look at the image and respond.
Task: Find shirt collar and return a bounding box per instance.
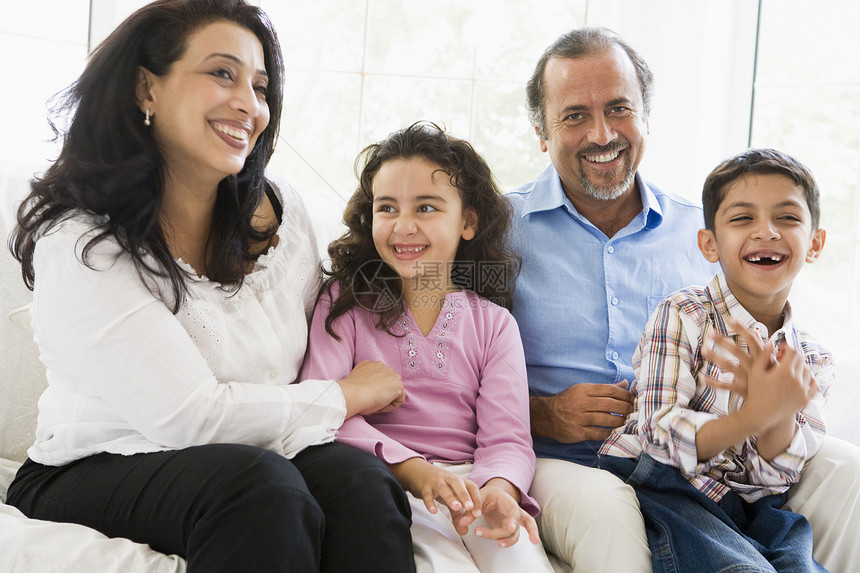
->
[520,165,665,229]
[519,164,568,216]
[707,271,797,345]
[638,176,665,229]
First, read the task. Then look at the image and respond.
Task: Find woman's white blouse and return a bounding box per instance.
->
[27,182,345,466]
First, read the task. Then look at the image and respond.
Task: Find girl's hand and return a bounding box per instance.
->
[472,479,541,548]
[337,360,405,418]
[389,458,481,532]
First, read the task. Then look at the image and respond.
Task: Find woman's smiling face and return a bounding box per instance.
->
[141,20,270,188]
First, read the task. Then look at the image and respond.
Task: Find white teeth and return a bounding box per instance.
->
[394,246,426,253]
[212,123,249,141]
[746,254,784,262]
[586,150,620,163]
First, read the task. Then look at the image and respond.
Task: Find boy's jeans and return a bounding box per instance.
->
[598,454,828,573]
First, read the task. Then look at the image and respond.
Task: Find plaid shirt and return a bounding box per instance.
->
[600,272,834,502]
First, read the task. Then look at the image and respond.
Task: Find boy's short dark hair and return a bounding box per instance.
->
[702,148,821,231]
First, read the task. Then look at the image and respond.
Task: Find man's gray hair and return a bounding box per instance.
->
[526,27,654,140]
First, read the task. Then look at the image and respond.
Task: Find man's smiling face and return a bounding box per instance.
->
[537,45,649,203]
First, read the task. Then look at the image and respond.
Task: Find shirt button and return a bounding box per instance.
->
[607,245,615,254]
[269,371,278,380]
[611,351,619,360]
[239,291,249,300]
[611,297,619,306]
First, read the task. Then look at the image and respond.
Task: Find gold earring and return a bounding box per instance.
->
[144,108,151,127]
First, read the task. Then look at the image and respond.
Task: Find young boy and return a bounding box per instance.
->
[598,148,833,573]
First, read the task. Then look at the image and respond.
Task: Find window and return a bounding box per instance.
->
[751,0,859,433]
[261,0,587,245]
[0,0,89,184]
[4,1,858,383]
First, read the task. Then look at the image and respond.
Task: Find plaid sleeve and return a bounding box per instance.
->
[636,296,723,476]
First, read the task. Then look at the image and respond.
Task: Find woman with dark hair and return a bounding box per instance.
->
[6,1,414,571]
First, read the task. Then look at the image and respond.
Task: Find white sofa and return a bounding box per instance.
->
[2,172,857,572]
[0,172,188,572]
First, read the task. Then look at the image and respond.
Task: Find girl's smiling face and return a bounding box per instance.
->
[698,173,826,317]
[139,20,270,189]
[371,157,476,295]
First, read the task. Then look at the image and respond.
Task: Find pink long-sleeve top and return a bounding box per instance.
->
[300,284,539,515]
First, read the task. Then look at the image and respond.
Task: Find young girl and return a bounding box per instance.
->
[300,122,554,572]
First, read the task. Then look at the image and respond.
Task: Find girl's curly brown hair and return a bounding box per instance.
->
[323,121,520,339]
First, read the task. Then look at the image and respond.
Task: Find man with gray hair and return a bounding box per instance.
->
[507,27,860,572]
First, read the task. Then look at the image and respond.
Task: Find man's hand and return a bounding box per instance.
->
[530,381,634,443]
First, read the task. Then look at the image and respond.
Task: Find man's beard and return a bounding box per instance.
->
[580,160,635,201]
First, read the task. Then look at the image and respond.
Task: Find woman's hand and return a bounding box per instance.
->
[389,458,482,532]
[337,360,405,418]
[472,478,540,548]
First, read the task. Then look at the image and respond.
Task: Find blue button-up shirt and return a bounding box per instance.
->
[507,164,718,465]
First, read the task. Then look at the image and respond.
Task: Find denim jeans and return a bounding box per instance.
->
[598,454,828,573]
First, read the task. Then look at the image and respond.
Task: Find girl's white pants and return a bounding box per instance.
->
[409,463,555,573]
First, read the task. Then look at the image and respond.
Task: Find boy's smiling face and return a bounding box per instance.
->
[698,173,826,321]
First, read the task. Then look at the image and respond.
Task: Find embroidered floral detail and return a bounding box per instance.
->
[179,296,223,373]
[398,297,459,374]
[400,318,421,372]
[433,302,456,373]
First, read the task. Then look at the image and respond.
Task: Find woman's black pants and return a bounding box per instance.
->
[7,441,415,572]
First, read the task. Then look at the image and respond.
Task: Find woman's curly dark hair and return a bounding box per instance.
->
[323,121,520,339]
[9,0,284,312]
